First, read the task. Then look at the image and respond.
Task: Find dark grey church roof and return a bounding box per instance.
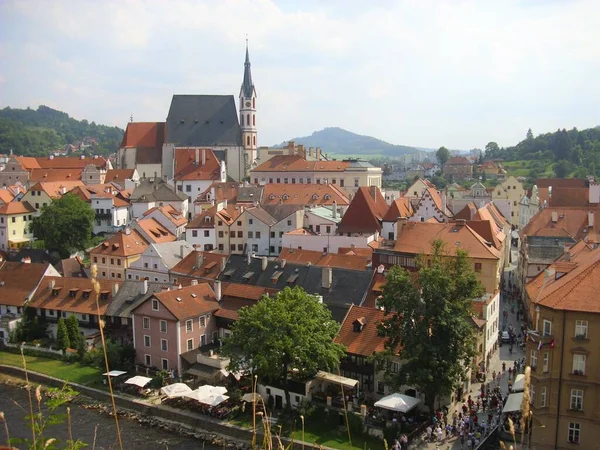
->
[166,95,242,147]
[217,255,373,323]
[240,45,255,99]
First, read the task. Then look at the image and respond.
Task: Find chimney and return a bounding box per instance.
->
[180,244,185,259]
[551,211,558,223]
[124,227,131,235]
[396,217,408,239]
[49,279,56,290]
[202,149,206,166]
[214,280,222,302]
[322,266,333,289]
[80,155,85,160]
[191,279,198,286]
[140,279,148,295]
[351,243,356,250]
[247,252,252,265]
[281,259,286,268]
[563,245,571,262]
[262,256,268,271]
[49,154,54,160]
[316,147,321,161]
[60,185,67,195]
[588,211,595,228]
[332,201,337,219]
[196,251,204,268]
[112,283,119,296]
[195,148,200,165]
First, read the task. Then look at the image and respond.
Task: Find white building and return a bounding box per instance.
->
[126,242,193,283]
[518,186,541,231]
[173,148,227,202]
[282,228,376,254]
[473,291,500,366]
[408,187,450,223]
[130,178,189,219]
[90,193,131,235]
[304,206,341,235]
[243,205,304,256]
[141,205,187,238]
[185,209,216,251]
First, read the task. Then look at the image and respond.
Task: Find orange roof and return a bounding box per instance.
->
[18,156,107,170]
[215,205,244,225]
[527,246,600,313]
[278,248,370,270]
[29,181,85,199]
[394,221,502,260]
[334,305,392,357]
[28,168,84,183]
[221,282,278,301]
[196,182,241,204]
[520,207,600,243]
[90,229,149,257]
[0,262,51,306]
[143,204,187,227]
[338,246,373,257]
[445,156,472,166]
[136,217,177,243]
[252,155,350,173]
[466,220,502,250]
[0,189,15,204]
[548,187,590,207]
[105,169,135,182]
[337,186,388,234]
[0,201,36,215]
[262,184,349,206]
[170,251,227,280]
[187,207,216,229]
[148,283,219,320]
[120,122,166,149]
[29,277,121,316]
[383,196,413,221]
[174,148,222,181]
[15,156,41,170]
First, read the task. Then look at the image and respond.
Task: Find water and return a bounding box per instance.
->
[0,384,218,449]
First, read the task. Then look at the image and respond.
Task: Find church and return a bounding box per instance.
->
[117,43,258,182]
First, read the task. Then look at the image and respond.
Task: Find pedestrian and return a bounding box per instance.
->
[502,361,506,373]
[508,366,513,380]
[492,371,496,383]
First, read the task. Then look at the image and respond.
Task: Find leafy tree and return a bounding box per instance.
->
[56,317,70,351]
[526,128,534,141]
[376,240,484,413]
[589,162,597,177]
[553,160,571,178]
[66,314,82,350]
[436,147,450,168]
[31,193,95,258]
[481,171,487,183]
[484,142,500,158]
[222,286,345,408]
[10,307,48,343]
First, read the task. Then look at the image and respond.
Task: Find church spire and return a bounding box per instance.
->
[241,39,255,98]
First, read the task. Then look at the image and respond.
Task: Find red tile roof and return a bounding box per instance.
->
[0,201,36,215]
[262,184,349,206]
[0,189,16,204]
[17,156,107,170]
[383,196,414,221]
[278,248,371,270]
[120,122,166,149]
[90,229,149,257]
[446,157,472,166]
[337,186,389,234]
[174,148,222,181]
[136,218,177,243]
[170,251,227,281]
[520,207,600,243]
[187,207,217,229]
[334,305,394,357]
[548,187,590,207]
[0,262,51,306]
[143,205,187,227]
[105,169,135,183]
[28,168,83,183]
[147,283,219,320]
[29,181,85,199]
[252,155,350,173]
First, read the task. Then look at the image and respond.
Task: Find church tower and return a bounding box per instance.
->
[239,41,257,162]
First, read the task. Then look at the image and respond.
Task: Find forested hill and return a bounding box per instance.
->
[0,106,124,156]
[484,126,600,178]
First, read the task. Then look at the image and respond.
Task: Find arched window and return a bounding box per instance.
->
[253,115,255,126]
[252,98,255,109]
[240,114,244,126]
[247,136,250,146]
[246,114,250,126]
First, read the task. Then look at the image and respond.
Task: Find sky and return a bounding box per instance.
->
[0,0,599,150]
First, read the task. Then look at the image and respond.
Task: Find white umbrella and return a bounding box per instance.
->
[201,394,229,407]
[196,384,228,396]
[124,376,153,388]
[210,386,228,395]
[183,388,211,402]
[160,383,192,398]
[241,392,263,403]
[374,393,422,413]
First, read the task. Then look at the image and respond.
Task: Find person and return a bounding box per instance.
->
[426,425,433,442]
[508,366,513,380]
[393,439,400,449]
[400,434,408,450]
[492,371,496,383]
[502,361,506,373]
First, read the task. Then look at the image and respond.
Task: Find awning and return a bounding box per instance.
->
[9,237,31,243]
[220,368,243,381]
[186,363,220,379]
[374,393,422,413]
[102,370,127,377]
[503,392,525,413]
[241,392,263,403]
[512,374,525,392]
[160,383,192,398]
[315,370,359,388]
[124,376,152,388]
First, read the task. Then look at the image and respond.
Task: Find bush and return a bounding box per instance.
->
[149,370,170,388]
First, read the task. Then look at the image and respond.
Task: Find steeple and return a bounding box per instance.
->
[239,39,258,168]
[241,39,255,98]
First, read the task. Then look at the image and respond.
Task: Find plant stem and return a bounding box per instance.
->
[20,348,36,449]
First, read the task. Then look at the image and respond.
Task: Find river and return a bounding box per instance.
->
[0,384,219,449]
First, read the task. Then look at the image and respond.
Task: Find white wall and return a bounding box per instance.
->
[382,220,396,241]
[282,232,375,253]
[245,217,270,255]
[186,227,216,251]
[257,383,306,409]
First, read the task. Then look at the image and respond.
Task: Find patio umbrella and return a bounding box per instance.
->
[124,376,152,388]
[241,392,263,403]
[183,389,211,402]
[196,384,228,396]
[201,394,230,407]
[160,383,192,398]
[374,393,422,413]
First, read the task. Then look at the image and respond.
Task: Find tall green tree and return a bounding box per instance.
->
[31,193,95,258]
[553,160,571,178]
[66,315,82,349]
[484,142,500,158]
[222,286,345,408]
[56,317,70,351]
[376,240,484,413]
[436,146,450,169]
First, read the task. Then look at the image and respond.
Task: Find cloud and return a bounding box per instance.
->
[0,0,599,149]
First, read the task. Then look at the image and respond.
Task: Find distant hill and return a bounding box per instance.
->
[277,127,426,157]
[0,105,124,157]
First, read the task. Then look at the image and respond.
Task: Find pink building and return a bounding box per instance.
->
[131,281,219,376]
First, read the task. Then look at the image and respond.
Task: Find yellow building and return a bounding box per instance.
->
[0,201,36,250]
[491,176,525,227]
[21,181,84,216]
[89,228,148,280]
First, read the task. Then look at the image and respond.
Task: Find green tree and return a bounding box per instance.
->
[376,240,484,413]
[56,317,70,351]
[31,193,95,258]
[66,314,82,350]
[553,160,571,178]
[436,146,450,169]
[484,142,500,159]
[10,307,48,343]
[526,128,534,141]
[222,286,345,408]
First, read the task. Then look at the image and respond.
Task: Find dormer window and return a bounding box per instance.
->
[100,290,110,300]
[82,289,92,299]
[353,317,366,332]
[52,287,62,296]
[269,194,275,200]
[69,288,79,298]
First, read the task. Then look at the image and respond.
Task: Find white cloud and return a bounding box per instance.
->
[0,0,598,149]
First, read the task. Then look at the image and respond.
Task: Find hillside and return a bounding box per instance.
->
[0,106,124,157]
[277,127,424,157]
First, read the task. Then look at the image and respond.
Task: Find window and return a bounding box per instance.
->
[540,386,547,407]
[340,179,345,187]
[237,221,242,226]
[252,244,258,252]
[256,231,261,238]
[291,178,296,184]
[111,258,114,265]
[390,362,399,373]
[11,217,15,223]
[270,231,275,238]
[200,334,207,346]
[204,230,210,237]
[144,262,149,268]
[287,220,292,226]
[474,263,482,273]
[143,317,150,329]
[102,257,106,264]
[153,264,158,269]
[573,354,586,374]
[377,381,385,394]
[160,339,168,351]
[248,231,253,239]
[160,320,167,333]
[307,178,311,184]
[354,179,359,187]
[269,246,275,253]
[187,339,194,351]
[152,299,159,311]
[543,319,552,337]
[237,231,243,238]
[230,244,235,252]
[185,185,191,192]
[186,319,193,332]
[316,225,321,233]
[192,230,198,237]
[575,320,588,338]
[143,335,151,347]
[284,178,288,184]
[161,359,169,370]
[117,259,121,266]
[570,389,583,410]
[249,219,253,225]
[218,244,224,251]
[218,231,224,238]
[530,350,538,369]
[543,352,549,372]
[144,354,151,366]
[326,226,331,234]
[93,257,98,263]
[237,244,244,251]
[568,423,580,444]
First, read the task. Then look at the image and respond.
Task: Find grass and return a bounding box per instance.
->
[502,160,555,178]
[0,351,103,386]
